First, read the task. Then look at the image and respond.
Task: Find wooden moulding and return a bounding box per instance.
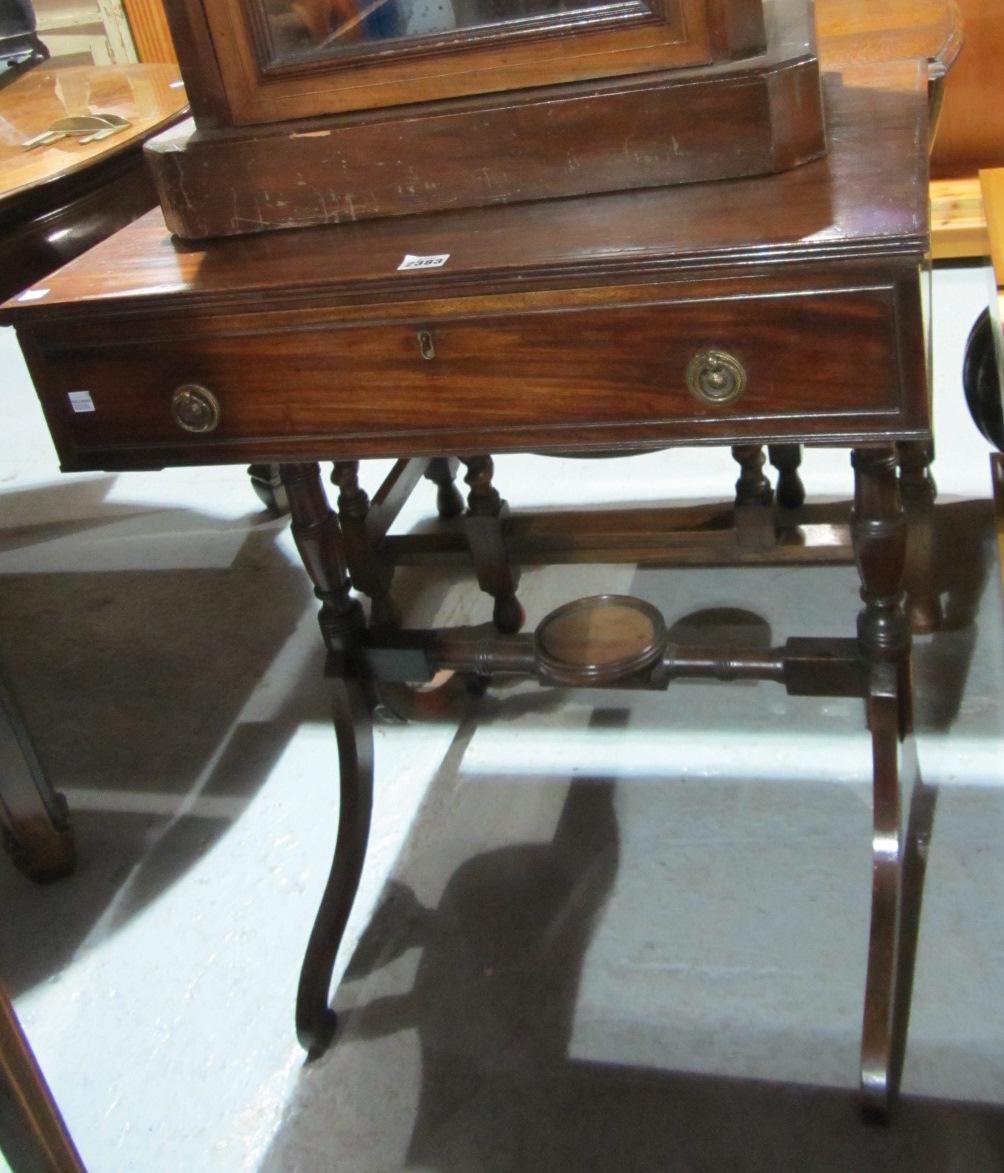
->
[169,0,769,128]
[146,0,824,240]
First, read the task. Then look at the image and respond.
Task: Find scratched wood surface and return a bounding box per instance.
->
[6,64,928,315]
[146,0,824,238]
[172,0,761,126]
[1,64,931,472]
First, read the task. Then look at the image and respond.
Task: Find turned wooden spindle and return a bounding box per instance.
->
[732,444,775,550]
[278,461,363,649]
[331,460,397,625]
[768,443,806,508]
[850,446,910,669]
[424,456,466,519]
[460,455,524,634]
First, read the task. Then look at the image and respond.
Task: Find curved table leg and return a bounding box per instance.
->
[851,445,914,1121]
[860,665,917,1121]
[296,675,373,1057]
[279,462,375,1058]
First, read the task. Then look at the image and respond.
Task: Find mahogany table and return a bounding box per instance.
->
[2,58,938,1119]
[0,62,188,306]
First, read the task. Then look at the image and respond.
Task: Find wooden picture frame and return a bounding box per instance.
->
[164,0,767,124]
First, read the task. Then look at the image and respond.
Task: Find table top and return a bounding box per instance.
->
[815,0,962,77]
[0,60,930,326]
[0,63,187,211]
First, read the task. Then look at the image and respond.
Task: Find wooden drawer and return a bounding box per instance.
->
[35,280,928,470]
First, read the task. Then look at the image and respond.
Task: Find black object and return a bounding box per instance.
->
[0,0,48,77]
[963,306,1004,453]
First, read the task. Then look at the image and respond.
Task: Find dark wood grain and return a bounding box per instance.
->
[164,0,959,127]
[149,0,960,239]
[2,65,931,473]
[4,65,928,318]
[0,48,941,1113]
[26,274,927,466]
[190,0,726,125]
[706,0,766,59]
[277,462,373,1058]
[147,0,823,238]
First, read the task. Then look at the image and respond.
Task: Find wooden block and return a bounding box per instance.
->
[980,168,1004,284]
[929,177,989,260]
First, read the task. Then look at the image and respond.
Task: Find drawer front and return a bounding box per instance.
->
[39,285,925,467]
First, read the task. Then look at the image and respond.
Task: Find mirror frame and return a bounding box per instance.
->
[168,0,766,125]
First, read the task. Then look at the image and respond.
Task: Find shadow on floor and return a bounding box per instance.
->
[0,478,326,995]
[912,498,997,732]
[258,747,999,1173]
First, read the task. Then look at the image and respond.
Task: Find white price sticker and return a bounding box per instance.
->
[68,391,96,413]
[397,253,450,271]
[17,288,50,302]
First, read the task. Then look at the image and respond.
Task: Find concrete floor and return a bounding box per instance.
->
[0,263,1002,1171]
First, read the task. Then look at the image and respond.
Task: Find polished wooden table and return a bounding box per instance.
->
[0,61,188,305]
[2,55,941,1119]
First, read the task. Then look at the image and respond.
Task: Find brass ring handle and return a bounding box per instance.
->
[171,383,221,433]
[685,350,748,407]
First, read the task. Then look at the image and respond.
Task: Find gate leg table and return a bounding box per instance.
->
[2,59,936,1118]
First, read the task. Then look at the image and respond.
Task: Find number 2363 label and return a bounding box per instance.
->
[397,253,450,271]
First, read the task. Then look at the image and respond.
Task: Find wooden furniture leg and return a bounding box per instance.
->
[424,457,465,519]
[850,445,914,1121]
[247,463,288,517]
[332,461,396,625]
[768,443,806,508]
[1,980,85,1173]
[278,463,374,1059]
[0,672,75,882]
[731,444,775,550]
[460,456,524,634]
[898,440,942,634]
[330,457,466,625]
